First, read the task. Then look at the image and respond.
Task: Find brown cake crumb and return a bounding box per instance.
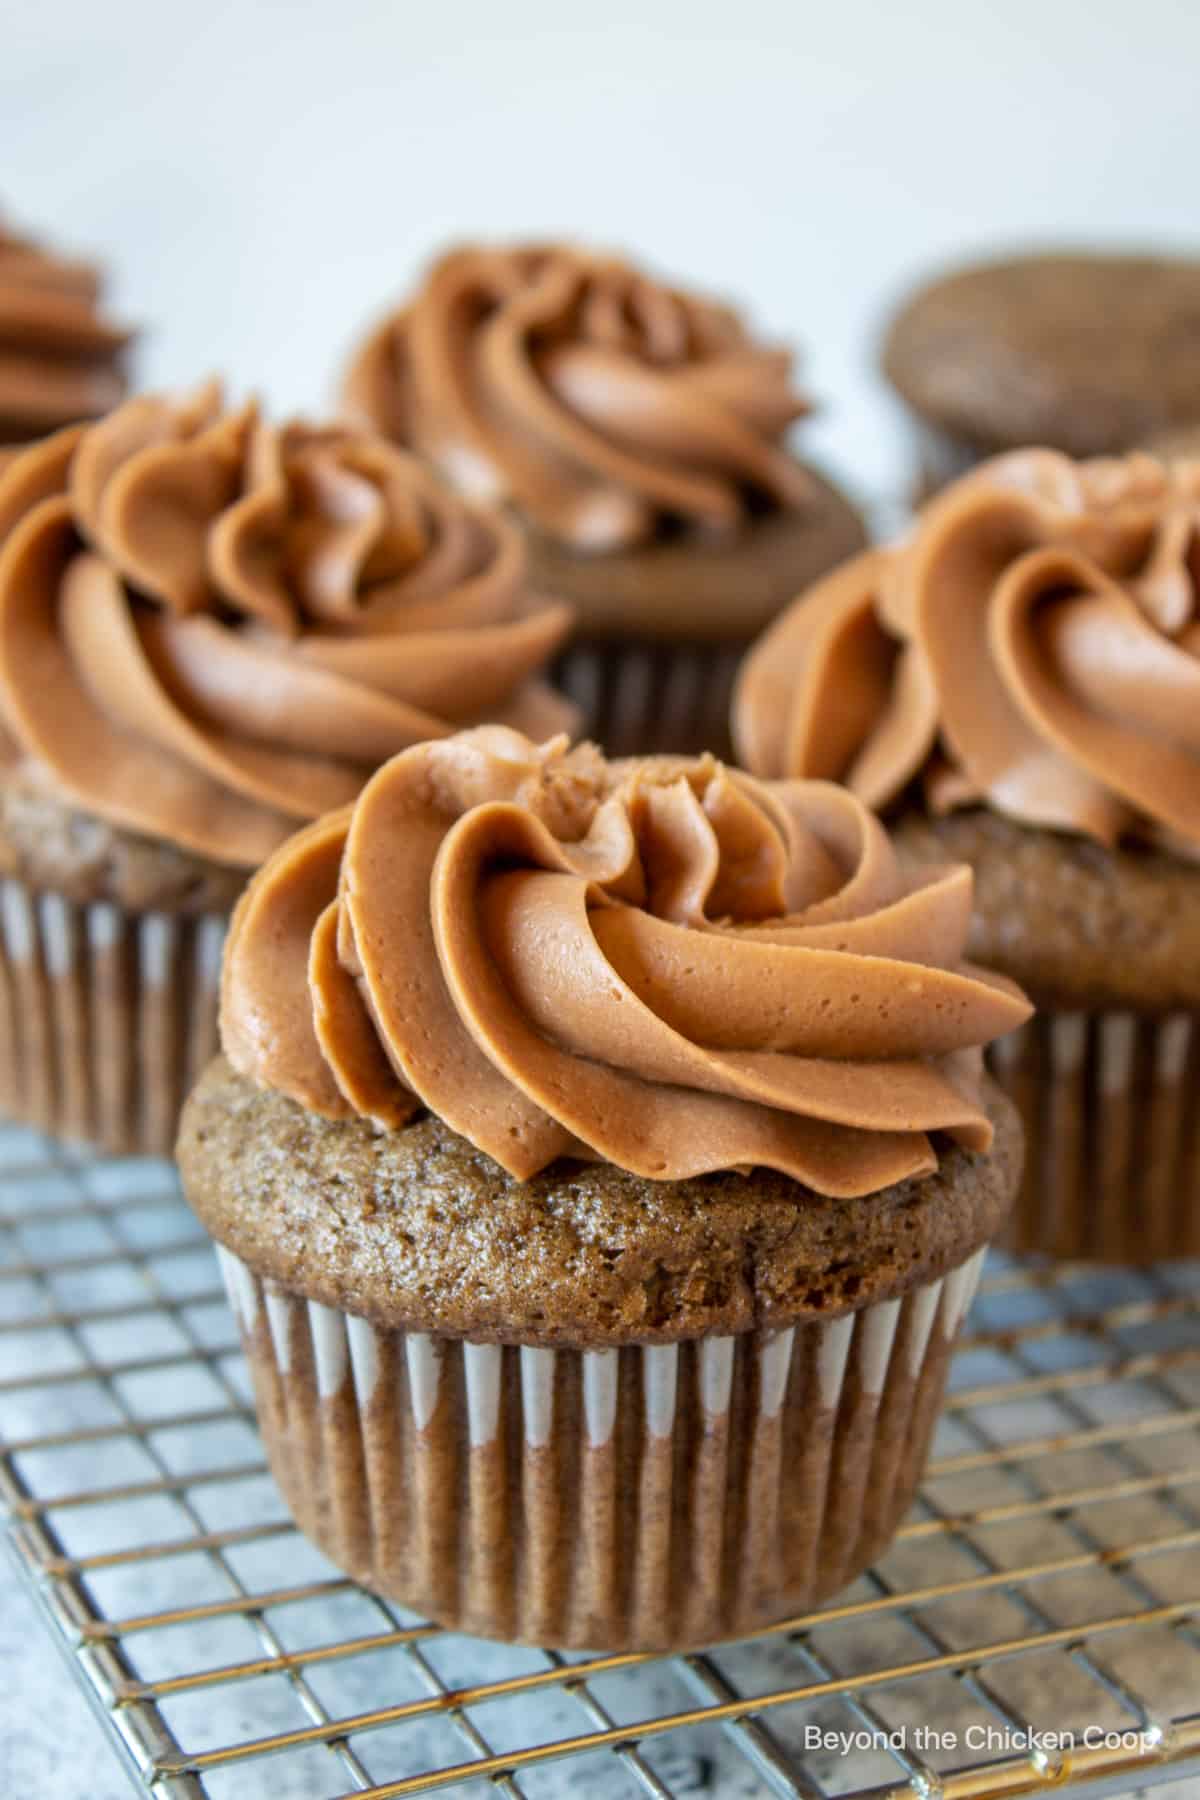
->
[892,806,1200,1012]
[0,773,247,914]
[179,1056,1019,1348]
[883,253,1200,458]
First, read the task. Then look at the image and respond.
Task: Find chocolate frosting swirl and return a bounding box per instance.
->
[0,218,132,444]
[221,727,1029,1195]
[0,384,576,868]
[734,450,1200,855]
[342,243,815,553]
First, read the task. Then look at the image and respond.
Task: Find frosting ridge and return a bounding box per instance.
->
[734,449,1200,854]
[0,218,131,443]
[0,383,576,867]
[221,727,1030,1195]
[342,243,815,552]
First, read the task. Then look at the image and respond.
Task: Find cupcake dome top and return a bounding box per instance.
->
[734,449,1200,856]
[0,383,576,868]
[0,215,132,445]
[342,242,815,553]
[882,253,1200,458]
[221,726,1029,1197]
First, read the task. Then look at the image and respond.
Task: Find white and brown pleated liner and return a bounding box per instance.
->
[991,1011,1200,1263]
[0,879,226,1156]
[217,1243,986,1650]
[554,641,742,760]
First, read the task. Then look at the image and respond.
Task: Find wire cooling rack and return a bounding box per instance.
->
[2,1123,1200,1800]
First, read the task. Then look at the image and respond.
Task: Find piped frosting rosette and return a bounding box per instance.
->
[222,727,1030,1196]
[0,383,577,867]
[734,449,1200,855]
[0,219,131,442]
[342,243,815,553]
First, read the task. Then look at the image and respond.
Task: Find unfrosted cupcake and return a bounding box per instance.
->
[341,242,866,756]
[178,726,1027,1650]
[0,212,132,448]
[882,251,1200,496]
[735,448,1200,1262]
[0,383,576,1154]
[1145,423,1200,463]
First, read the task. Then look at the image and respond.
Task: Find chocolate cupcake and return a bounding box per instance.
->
[341,242,866,757]
[882,252,1200,495]
[1144,423,1200,463]
[178,726,1027,1650]
[735,448,1200,1262]
[0,383,576,1154]
[0,213,132,448]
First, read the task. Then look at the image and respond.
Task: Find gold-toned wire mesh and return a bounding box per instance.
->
[2,1122,1200,1800]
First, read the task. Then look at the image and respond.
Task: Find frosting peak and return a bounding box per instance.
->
[0,218,132,444]
[221,728,1030,1196]
[0,384,576,867]
[734,449,1200,855]
[342,243,815,552]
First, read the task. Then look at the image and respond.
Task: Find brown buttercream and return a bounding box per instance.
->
[0,383,577,868]
[220,726,1030,1197]
[342,243,815,555]
[734,449,1200,855]
[0,218,131,443]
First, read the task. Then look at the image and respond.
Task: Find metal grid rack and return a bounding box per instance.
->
[2,1121,1200,1800]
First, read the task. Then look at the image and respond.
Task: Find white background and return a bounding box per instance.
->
[5,0,1199,499]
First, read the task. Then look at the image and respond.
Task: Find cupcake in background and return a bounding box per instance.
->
[882,252,1200,496]
[0,210,133,450]
[1144,422,1200,463]
[342,242,866,756]
[179,726,1027,1650]
[734,447,1200,1262]
[0,381,576,1155]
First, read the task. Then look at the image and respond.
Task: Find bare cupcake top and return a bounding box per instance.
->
[221,726,1029,1196]
[883,254,1200,457]
[342,242,814,553]
[734,449,1200,856]
[0,383,576,868]
[0,217,132,444]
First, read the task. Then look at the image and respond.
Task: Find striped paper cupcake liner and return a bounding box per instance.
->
[0,879,226,1156]
[554,641,743,760]
[218,1243,986,1651]
[991,1010,1200,1262]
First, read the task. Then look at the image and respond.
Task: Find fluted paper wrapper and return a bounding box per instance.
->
[218,1244,986,1651]
[0,878,226,1156]
[991,1010,1200,1262]
[555,641,742,759]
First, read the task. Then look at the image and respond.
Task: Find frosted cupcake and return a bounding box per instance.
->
[342,242,865,756]
[735,448,1200,1261]
[179,726,1027,1650]
[0,383,575,1153]
[0,212,132,449]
